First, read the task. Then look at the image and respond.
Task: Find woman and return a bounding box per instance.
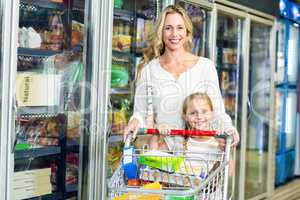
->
[123,5,239,151]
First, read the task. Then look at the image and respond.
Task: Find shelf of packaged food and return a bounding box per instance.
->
[113,8,134,22]
[113,8,152,22]
[18,106,63,118]
[15,146,61,159]
[65,184,78,193]
[110,88,132,95]
[18,47,62,57]
[20,0,64,10]
[28,192,62,200]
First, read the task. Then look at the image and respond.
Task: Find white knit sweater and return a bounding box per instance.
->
[131,57,233,150]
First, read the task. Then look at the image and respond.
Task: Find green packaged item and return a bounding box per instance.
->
[138,150,184,172]
[111,65,129,88]
[114,0,123,8]
[15,143,32,151]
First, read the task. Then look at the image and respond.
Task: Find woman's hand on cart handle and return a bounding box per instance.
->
[123,118,140,143]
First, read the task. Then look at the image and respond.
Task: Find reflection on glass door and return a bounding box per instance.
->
[216,12,243,128]
[12,0,88,199]
[176,0,212,57]
[216,11,244,199]
[107,0,159,179]
[246,21,272,199]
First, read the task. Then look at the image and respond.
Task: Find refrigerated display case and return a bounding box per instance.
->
[245,19,274,199]
[215,7,244,130]
[275,19,299,185]
[214,4,249,200]
[107,0,160,178]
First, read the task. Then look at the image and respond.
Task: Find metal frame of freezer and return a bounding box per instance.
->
[0,0,19,199]
[84,0,113,199]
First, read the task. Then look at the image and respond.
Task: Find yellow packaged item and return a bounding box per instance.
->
[113,182,161,200]
[109,109,127,134]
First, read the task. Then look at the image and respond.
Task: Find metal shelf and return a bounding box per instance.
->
[18,106,63,118]
[18,48,61,57]
[65,184,78,193]
[28,192,62,200]
[113,8,134,22]
[15,146,61,159]
[20,0,64,10]
[275,82,297,89]
[110,88,132,95]
[217,63,237,71]
[222,90,237,96]
[108,134,123,143]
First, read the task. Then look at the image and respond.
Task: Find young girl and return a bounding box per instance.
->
[182,92,235,176]
[149,92,235,173]
[149,92,229,152]
[182,92,220,154]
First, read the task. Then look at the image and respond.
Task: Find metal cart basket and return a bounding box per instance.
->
[108,128,233,200]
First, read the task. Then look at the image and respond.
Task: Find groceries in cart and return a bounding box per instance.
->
[108,128,232,200]
[109,92,235,199]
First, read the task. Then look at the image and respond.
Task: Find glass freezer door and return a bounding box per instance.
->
[176,0,212,58]
[107,0,159,183]
[216,12,243,128]
[245,21,273,199]
[11,0,90,199]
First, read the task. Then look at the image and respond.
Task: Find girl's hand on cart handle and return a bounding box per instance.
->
[123,118,140,143]
[224,128,239,147]
[216,128,239,148]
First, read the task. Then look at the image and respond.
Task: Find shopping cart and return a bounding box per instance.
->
[108,128,233,200]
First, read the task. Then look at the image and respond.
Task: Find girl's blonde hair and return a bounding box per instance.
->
[182,92,213,117]
[182,92,213,130]
[136,4,193,80]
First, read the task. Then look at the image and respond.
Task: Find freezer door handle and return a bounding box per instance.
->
[11,97,17,153]
[247,96,252,119]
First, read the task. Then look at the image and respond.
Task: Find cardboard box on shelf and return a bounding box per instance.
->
[12,168,52,200]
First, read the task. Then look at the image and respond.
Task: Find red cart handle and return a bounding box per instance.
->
[138,128,217,137]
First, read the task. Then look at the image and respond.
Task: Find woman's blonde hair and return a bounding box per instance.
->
[136,4,193,80]
[182,92,213,125]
